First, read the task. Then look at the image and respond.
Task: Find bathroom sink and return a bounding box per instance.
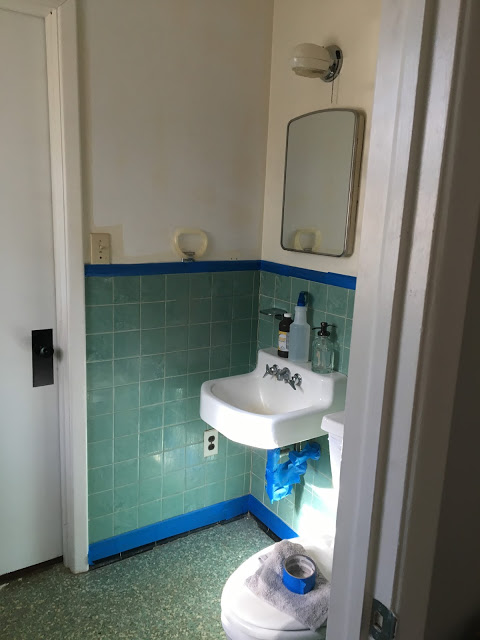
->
[200,348,347,449]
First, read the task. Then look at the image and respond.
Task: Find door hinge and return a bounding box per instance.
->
[369,599,398,640]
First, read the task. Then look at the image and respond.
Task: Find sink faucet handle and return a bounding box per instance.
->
[263,364,270,378]
[277,366,290,381]
[270,364,279,376]
[291,373,302,388]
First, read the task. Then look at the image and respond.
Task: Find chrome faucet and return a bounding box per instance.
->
[263,364,302,390]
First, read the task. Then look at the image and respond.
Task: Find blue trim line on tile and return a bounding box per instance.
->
[259,261,356,290]
[247,495,298,540]
[84,260,356,289]
[85,260,261,277]
[88,495,250,564]
[88,494,298,563]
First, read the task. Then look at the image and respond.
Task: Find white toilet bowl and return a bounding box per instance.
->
[221,534,334,640]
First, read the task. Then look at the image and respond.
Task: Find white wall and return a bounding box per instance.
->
[78,0,273,263]
[262,0,382,276]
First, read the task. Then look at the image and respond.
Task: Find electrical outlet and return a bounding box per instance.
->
[204,429,218,457]
[90,232,111,264]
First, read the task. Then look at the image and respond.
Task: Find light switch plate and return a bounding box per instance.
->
[90,233,111,264]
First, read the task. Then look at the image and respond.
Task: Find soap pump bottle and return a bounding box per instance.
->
[312,322,334,373]
[288,291,311,363]
[278,313,293,358]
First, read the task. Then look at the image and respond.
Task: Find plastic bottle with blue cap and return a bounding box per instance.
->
[288,291,311,363]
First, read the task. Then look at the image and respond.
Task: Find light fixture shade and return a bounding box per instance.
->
[291,43,343,82]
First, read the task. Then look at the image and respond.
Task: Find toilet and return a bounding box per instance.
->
[220,412,344,640]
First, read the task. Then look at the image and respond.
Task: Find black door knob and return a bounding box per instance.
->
[35,345,55,358]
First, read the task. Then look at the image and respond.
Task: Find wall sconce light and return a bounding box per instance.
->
[291,43,343,82]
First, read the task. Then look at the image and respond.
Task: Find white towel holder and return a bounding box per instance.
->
[172,228,208,262]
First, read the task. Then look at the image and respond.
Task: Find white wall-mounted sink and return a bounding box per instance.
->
[200,348,347,449]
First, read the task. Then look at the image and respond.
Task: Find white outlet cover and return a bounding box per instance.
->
[204,429,218,457]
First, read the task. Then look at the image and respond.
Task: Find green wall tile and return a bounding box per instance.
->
[88,466,113,495]
[227,453,246,478]
[309,282,327,311]
[141,275,165,302]
[87,414,113,443]
[165,299,189,326]
[164,375,188,402]
[114,483,138,511]
[140,354,165,381]
[210,345,230,370]
[211,322,230,346]
[275,275,291,301]
[165,326,188,352]
[88,490,113,519]
[187,372,210,398]
[163,447,185,474]
[114,304,140,332]
[85,277,113,306]
[212,272,233,297]
[114,410,139,438]
[86,334,113,362]
[87,361,113,390]
[87,388,113,417]
[113,277,140,304]
[139,404,164,431]
[114,459,139,487]
[327,285,348,316]
[184,487,205,513]
[188,348,210,373]
[211,297,233,322]
[162,470,185,497]
[139,428,163,456]
[185,443,203,468]
[139,476,163,504]
[164,424,186,450]
[225,475,245,500]
[205,481,225,506]
[188,323,210,349]
[165,350,188,376]
[86,305,113,334]
[185,420,205,445]
[140,379,164,407]
[114,435,138,463]
[114,507,138,535]
[164,400,187,426]
[139,454,163,480]
[89,515,113,544]
[114,384,139,412]
[185,465,205,490]
[166,274,190,300]
[190,298,211,324]
[189,273,212,298]
[162,494,183,520]
[260,271,275,296]
[347,290,355,319]
[88,440,113,469]
[205,457,227,484]
[141,302,165,329]
[114,331,140,358]
[231,319,252,344]
[233,272,254,296]
[232,295,252,319]
[141,328,165,356]
[114,358,140,386]
[138,500,162,527]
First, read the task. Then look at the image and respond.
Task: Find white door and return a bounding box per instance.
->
[0,7,62,575]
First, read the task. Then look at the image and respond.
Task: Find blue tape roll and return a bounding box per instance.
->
[282,554,316,595]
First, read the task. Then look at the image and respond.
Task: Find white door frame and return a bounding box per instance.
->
[328,1,475,638]
[1,0,88,574]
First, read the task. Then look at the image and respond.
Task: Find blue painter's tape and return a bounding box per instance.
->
[85,260,261,277]
[260,261,356,290]
[282,554,316,594]
[88,495,249,564]
[247,495,298,540]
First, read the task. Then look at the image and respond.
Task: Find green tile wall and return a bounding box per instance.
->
[86,267,355,544]
[253,272,355,536]
[86,272,258,543]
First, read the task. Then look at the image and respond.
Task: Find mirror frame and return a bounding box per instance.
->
[280,108,365,258]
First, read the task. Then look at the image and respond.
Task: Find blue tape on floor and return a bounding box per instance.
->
[247,495,298,540]
[88,495,249,564]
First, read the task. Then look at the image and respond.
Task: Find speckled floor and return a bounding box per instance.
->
[0,517,273,640]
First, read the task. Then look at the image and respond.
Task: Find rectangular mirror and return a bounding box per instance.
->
[281,109,364,257]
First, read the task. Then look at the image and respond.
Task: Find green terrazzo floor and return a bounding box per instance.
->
[0,517,273,640]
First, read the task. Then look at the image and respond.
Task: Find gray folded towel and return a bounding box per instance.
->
[245,540,330,632]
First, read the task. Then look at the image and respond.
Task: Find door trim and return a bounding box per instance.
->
[0,0,88,573]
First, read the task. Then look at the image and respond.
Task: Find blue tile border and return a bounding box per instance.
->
[84,260,356,290]
[85,260,261,277]
[247,495,298,540]
[88,494,297,563]
[259,261,356,290]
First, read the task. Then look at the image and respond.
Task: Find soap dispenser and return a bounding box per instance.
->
[312,322,334,373]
